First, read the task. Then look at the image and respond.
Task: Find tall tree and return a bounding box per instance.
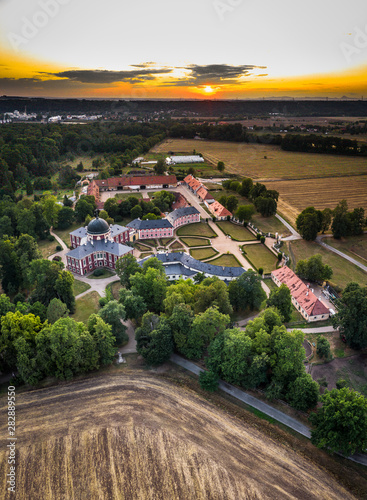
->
[130,267,167,314]
[296,207,322,241]
[228,270,266,312]
[135,312,173,365]
[46,298,69,324]
[115,254,141,288]
[98,300,127,345]
[295,254,333,283]
[309,388,367,456]
[87,314,116,366]
[332,282,367,349]
[266,284,293,322]
[331,200,350,239]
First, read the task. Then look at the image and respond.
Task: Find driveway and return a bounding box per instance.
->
[317,236,367,273]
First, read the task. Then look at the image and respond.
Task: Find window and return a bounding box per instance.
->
[83,259,86,266]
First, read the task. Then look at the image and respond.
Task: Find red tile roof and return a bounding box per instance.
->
[272,266,329,317]
[94,174,177,189]
[208,201,232,218]
[197,186,214,201]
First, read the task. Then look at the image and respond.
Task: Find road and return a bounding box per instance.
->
[170,353,367,466]
[317,236,367,273]
[275,214,301,241]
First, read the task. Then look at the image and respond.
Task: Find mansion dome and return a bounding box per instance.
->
[87,216,110,239]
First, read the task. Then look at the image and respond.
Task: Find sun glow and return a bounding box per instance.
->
[203,86,215,94]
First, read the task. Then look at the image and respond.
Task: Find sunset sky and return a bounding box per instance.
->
[0,0,366,99]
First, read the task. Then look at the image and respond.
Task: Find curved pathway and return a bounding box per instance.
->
[276,214,301,241]
[317,236,367,273]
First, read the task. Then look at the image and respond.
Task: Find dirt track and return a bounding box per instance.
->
[0,374,357,500]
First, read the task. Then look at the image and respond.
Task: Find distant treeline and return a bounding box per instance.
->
[1,97,367,116]
[168,122,367,156]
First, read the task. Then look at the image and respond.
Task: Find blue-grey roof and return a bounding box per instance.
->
[167,207,200,223]
[140,252,245,279]
[70,227,87,237]
[87,217,110,235]
[110,224,129,236]
[66,239,132,259]
[161,264,196,277]
[127,218,173,230]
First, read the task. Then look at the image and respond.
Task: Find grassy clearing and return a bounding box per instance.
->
[71,291,100,323]
[160,238,174,246]
[88,269,115,279]
[208,254,242,267]
[251,214,292,237]
[190,248,218,260]
[288,239,367,289]
[139,252,154,259]
[325,234,367,265]
[73,280,91,296]
[114,193,143,200]
[242,244,278,273]
[139,239,158,246]
[216,221,256,241]
[53,222,81,248]
[180,237,210,247]
[134,242,151,251]
[37,239,60,259]
[176,222,217,238]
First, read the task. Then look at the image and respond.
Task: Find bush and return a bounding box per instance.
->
[277,252,282,261]
[260,236,265,244]
[199,371,219,392]
[336,378,347,389]
[316,336,331,359]
[256,233,261,240]
[13,292,26,304]
[99,297,108,308]
[258,267,264,276]
[56,245,62,252]
[93,269,104,277]
[47,235,55,242]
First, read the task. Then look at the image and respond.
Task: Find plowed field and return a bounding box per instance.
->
[0,374,357,500]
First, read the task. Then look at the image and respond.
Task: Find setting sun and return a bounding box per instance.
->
[203,86,215,94]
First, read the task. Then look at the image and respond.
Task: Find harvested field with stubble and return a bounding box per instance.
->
[0,373,359,500]
[152,139,367,225]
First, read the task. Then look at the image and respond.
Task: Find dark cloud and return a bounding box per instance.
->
[185,64,267,84]
[47,68,173,84]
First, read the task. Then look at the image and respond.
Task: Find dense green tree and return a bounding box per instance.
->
[152,190,175,212]
[348,207,365,236]
[272,329,305,389]
[115,253,141,288]
[104,198,119,219]
[41,195,60,227]
[235,204,255,223]
[316,336,331,359]
[184,307,230,359]
[74,196,96,222]
[0,294,15,317]
[332,282,367,349]
[193,278,233,315]
[57,207,74,230]
[32,204,50,240]
[0,216,13,238]
[168,303,194,354]
[154,159,166,175]
[228,270,266,312]
[287,374,319,411]
[98,300,127,345]
[296,207,322,240]
[331,200,350,239]
[46,298,69,324]
[130,204,143,219]
[118,288,147,320]
[29,301,47,322]
[217,161,225,172]
[309,388,367,455]
[266,284,293,322]
[220,328,253,386]
[55,270,75,313]
[0,238,22,294]
[249,182,267,200]
[320,208,332,233]
[226,195,238,213]
[130,267,167,314]
[87,314,116,366]
[238,177,253,197]
[295,254,333,283]
[254,196,277,217]
[135,312,173,365]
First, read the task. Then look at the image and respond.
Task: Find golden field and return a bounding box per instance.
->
[0,372,362,500]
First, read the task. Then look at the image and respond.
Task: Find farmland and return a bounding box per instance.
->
[0,372,357,500]
[287,239,367,289]
[152,139,367,225]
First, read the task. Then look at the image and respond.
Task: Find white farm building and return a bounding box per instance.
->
[166,155,204,165]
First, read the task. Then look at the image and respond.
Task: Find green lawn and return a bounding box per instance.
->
[73,280,91,296]
[37,239,60,259]
[288,239,367,290]
[208,254,242,267]
[159,238,174,246]
[71,291,100,324]
[53,222,81,248]
[190,247,218,260]
[325,234,367,265]
[250,213,292,238]
[139,239,158,246]
[242,243,278,273]
[135,242,152,251]
[216,221,256,241]
[176,222,217,238]
[139,252,154,259]
[170,241,184,250]
[88,269,115,279]
[180,237,210,247]
[114,193,143,200]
